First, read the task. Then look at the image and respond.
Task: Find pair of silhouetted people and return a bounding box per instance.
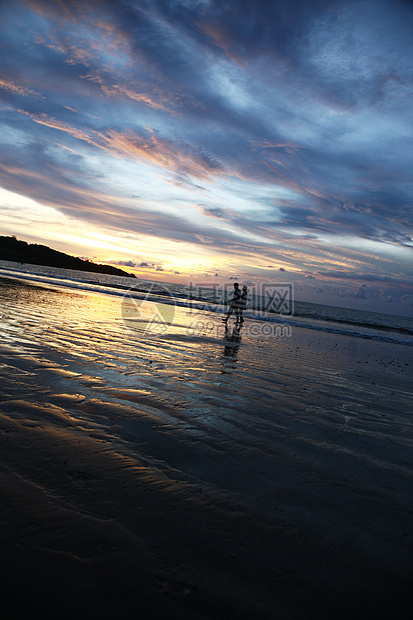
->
[223,282,247,324]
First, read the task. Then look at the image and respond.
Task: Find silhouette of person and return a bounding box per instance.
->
[238,285,248,323]
[223,282,242,323]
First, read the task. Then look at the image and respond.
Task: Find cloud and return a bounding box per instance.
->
[401,294,413,307]
[352,283,368,299]
[316,270,413,290]
[0,0,412,314]
[338,283,369,300]
[102,129,224,179]
[0,76,40,98]
[379,289,393,303]
[201,206,230,219]
[17,109,224,180]
[111,259,137,267]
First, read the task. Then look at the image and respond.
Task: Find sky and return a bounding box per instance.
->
[0,0,412,316]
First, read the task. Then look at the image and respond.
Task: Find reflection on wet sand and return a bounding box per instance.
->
[1,277,413,619]
[222,322,243,369]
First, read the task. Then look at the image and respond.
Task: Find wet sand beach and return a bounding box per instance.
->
[1,277,412,619]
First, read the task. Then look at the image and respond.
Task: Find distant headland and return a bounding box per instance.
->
[0,236,136,278]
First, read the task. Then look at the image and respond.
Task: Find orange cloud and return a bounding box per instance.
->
[19,110,96,143]
[102,129,224,179]
[0,77,39,97]
[100,82,167,111]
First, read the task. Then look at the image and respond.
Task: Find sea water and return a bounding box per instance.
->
[0,259,412,347]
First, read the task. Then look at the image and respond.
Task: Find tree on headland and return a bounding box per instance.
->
[0,236,136,278]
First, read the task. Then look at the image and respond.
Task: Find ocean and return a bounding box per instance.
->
[0,259,412,347]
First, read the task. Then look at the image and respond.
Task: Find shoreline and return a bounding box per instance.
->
[1,277,412,618]
[1,269,412,349]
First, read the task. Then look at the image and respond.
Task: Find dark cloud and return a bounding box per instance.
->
[401,295,413,306]
[316,271,412,289]
[201,206,230,219]
[112,260,137,267]
[379,290,393,303]
[351,284,368,299]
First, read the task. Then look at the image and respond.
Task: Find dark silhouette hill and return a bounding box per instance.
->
[0,236,136,278]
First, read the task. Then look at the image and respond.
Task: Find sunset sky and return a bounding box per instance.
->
[0,0,412,315]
